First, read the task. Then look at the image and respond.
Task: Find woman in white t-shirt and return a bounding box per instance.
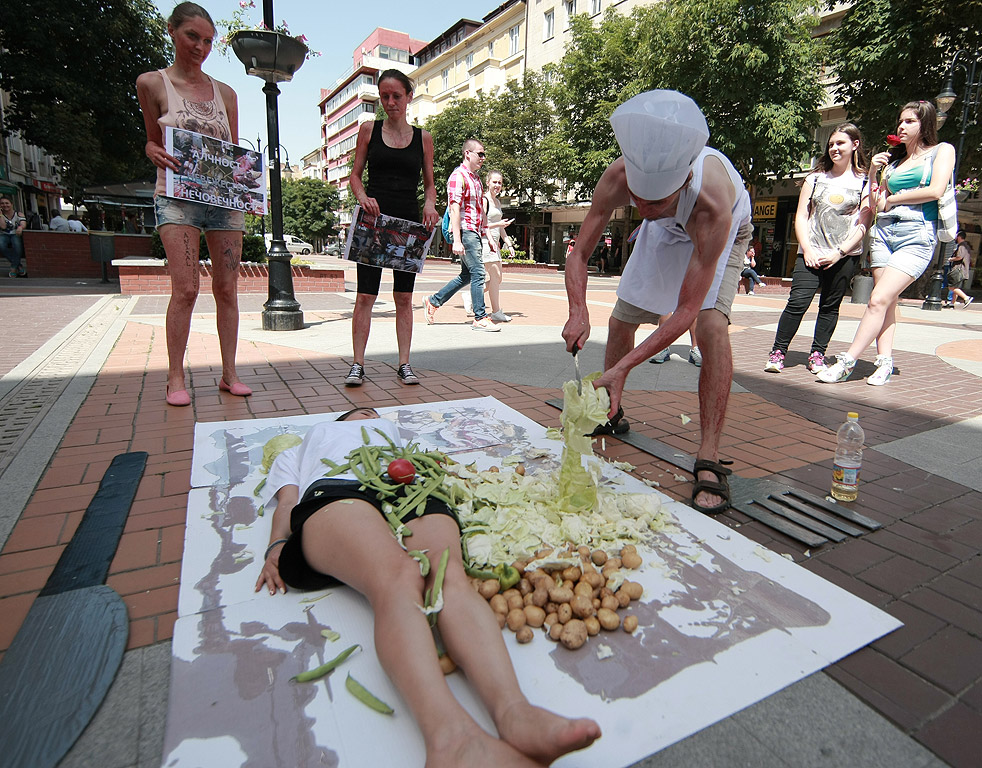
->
[463,170,515,322]
[255,407,600,766]
[765,123,872,374]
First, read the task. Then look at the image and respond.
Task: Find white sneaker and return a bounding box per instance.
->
[491,310,512,322]
[817,354,856,383]
[688,346,702,367]
[471,317,501,332]
[867,355,893,386]
[649,348,671,364]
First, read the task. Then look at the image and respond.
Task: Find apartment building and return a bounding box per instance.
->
[407,1,526,127]
[1,89,66,224]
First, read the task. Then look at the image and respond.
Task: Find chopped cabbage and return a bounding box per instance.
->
[260,433,303,473]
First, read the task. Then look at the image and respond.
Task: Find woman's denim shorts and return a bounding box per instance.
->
[870,208,937,279]
[154,196,245,232]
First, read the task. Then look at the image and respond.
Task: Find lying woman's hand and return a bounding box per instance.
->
[255,543,288,595]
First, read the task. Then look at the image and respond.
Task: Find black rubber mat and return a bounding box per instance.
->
[40,451,148,596]
[0,586,128,768]
[0,451,146,768]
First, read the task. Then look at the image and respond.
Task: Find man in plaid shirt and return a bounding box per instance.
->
[423,139,501,331]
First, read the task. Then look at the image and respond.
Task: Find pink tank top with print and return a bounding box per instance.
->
[155,69,232,196]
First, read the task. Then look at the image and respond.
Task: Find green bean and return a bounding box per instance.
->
[291,644,360,683]
[345,673,394,714]
[372,426,400,451]
[253,477,266,496]
[427,548,451,627]
[409,550,431,577]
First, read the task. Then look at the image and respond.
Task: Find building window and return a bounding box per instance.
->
[488,41,494,56]
[591,0,601,15]
[509,25,520,55]
[442,68,449,91]
[544,10,555,40]
[565,0,576,15]
[465,52,474,69]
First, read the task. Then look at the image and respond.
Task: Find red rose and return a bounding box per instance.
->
[886,134,902,146]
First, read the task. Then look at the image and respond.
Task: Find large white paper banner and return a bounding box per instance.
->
[164,397,900,767]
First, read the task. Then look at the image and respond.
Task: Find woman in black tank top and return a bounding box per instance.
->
[346,69,437,388]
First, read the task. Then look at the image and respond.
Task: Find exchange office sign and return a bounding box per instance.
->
[753,198,778,220]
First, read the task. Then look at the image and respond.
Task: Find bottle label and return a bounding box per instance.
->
[833,463,860,488]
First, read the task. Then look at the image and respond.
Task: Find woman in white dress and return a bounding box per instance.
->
[464,170,514,322]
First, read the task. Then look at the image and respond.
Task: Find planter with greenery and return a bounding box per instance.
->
[217,1,318,83]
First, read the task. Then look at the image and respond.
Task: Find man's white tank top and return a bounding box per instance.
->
[617,148,751,316]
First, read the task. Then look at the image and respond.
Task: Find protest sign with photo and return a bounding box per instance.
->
[343,205,435,274]
[164,127,267,216]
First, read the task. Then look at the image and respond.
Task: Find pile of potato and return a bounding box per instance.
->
[470,544,645,650]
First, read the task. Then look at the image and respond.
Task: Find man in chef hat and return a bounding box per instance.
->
[562,90,752,515]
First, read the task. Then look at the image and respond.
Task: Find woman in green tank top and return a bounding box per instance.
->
[819,101,955,386]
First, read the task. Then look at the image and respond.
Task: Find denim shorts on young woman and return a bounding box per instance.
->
[153,196,245,232]
[869,206,937,279]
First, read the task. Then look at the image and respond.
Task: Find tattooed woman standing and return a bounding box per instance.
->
[137,2,251,406]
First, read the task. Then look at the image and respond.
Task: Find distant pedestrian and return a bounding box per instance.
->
[463,169,514,322]
[820,101,955,386]
[765,123,872,374]
[346,69,437,387]
[136,1,251,406]
[423,139,500,332]
[0,196,27,277]
[49,211,70,232]
[945,229,974,308]
[741,244,764,295]
[67,215,88,233]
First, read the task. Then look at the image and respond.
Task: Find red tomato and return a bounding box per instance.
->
[387,458,416,484]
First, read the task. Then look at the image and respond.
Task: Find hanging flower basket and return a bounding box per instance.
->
[229,30,308,83]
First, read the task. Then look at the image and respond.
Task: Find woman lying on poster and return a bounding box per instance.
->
[255,407,600,767]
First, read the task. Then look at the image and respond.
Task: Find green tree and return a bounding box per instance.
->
[639,0,824,188]
[279,177,340,243]
[0,0,169,199]
[482,71,560,206]
[829,0,982,175]
[547,9,645,196]
[549,2,823,192]
[424,98,490,199]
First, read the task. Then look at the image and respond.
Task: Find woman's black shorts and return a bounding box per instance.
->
[278,478,457,591]
[356,262,416,295]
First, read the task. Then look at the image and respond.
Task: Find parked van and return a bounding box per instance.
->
[263,233,313,255]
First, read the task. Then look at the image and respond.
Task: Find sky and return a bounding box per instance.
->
[152,0,498,165]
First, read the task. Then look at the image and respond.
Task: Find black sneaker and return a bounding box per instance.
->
[397,363,420,385]
[344,363,365,386]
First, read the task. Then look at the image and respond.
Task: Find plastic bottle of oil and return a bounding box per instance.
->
[831,412,864,502]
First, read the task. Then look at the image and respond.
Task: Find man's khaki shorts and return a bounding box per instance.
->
[611,221,753,326]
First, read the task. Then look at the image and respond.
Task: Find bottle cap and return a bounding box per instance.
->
[847,412,859,419]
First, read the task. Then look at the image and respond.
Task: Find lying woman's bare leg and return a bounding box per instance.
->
[408,515,601,764]
[300,503,546,768]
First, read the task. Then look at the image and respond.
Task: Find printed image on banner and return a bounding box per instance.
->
[164,126,267,215]
[343,205,435,274]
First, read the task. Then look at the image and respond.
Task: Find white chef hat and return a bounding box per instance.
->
[610,90,709,200]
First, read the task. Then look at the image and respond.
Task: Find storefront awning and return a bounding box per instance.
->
[0,180,20,195]
[82,180,156,208]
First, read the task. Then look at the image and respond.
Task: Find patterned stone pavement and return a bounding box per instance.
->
[0,263,980,767]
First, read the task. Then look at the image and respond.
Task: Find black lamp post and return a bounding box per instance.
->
[230,0,305,331]
[922,49,982,311]
[241,136,291,242]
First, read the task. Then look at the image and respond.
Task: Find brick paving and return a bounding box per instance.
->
[0,272,980,766]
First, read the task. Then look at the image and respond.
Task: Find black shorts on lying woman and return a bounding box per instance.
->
[277,478,457,591]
